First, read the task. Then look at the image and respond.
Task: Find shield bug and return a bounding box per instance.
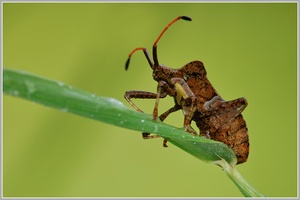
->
[124,16,249,164]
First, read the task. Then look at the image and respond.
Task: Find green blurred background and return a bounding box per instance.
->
[3,2,297,197]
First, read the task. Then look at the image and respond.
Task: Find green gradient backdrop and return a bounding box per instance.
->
[3,3,297,197]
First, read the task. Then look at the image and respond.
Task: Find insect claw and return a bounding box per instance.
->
[181,16,192,21]
[142,132,150,138]
[185,125,198,136]
[163,139,168,147]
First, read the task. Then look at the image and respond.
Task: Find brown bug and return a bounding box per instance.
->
[124,16,249,164]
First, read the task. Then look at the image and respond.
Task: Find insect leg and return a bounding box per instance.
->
[143,81,182,147]
[143,104,181,147]
[203,95,224,110]
[141,81,167,140]
[153,81,167,120]
[124,90,167,140]
[124,91,159,112]
[159,104,181,122]
[204,97,248,118]
[143,105,181,144]
[171,78,197,135]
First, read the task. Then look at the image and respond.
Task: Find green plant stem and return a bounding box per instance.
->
[215,160,266,197]
[3,68,265,197]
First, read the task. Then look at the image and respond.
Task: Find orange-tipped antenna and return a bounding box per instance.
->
[125,16,191,70]
[153,16,192,66]
[125,48,144,70]
[125,48,153,70]
[153,16,192,47]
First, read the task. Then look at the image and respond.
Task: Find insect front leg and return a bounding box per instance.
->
[153,81,168,120]
[171,78,198,135]
[124,91,159,112]
[124,88,167,140]
[149,81,169,144]
[138,81,181,147]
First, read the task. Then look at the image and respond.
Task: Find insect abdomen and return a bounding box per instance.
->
[197,114,249,164]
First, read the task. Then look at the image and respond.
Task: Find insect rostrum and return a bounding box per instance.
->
[124,16,249,164]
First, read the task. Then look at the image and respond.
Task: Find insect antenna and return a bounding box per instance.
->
[125,47,153,70]
[152,16,192,66]
[125,16,191,71]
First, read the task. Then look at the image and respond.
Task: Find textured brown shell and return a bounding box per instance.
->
[178,61,249,164]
